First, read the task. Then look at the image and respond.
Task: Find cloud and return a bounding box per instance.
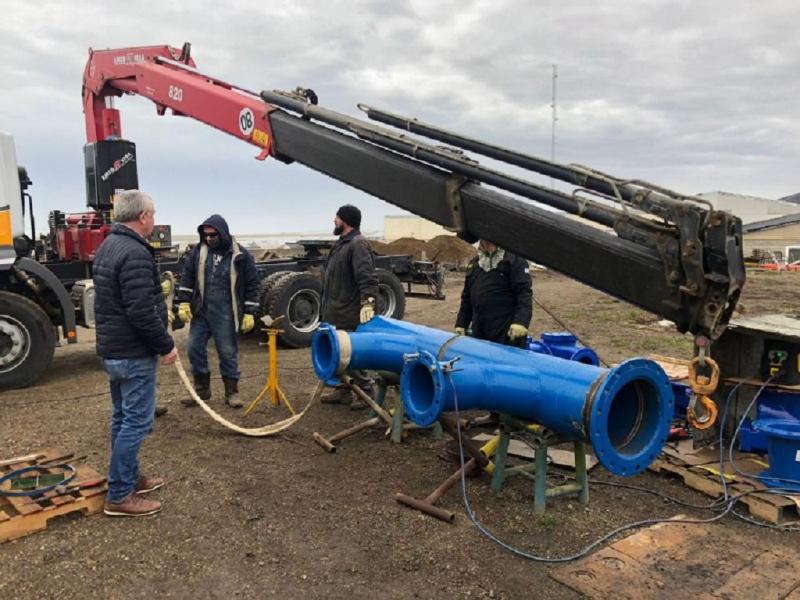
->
[1,0,798,235]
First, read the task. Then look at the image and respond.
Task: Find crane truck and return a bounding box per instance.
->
[3,42,798,438]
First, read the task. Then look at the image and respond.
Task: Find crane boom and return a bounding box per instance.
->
[82,43,745,340]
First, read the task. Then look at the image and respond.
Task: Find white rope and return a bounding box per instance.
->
[163,272,317,437]
[173,355,319,437]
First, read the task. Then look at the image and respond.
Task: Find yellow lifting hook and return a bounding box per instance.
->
[686,338,721,429]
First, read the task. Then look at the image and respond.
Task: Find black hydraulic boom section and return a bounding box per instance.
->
[260,89,745,340]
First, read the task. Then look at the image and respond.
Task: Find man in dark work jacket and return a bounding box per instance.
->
[455,239,533,347]
[319,204,379,409]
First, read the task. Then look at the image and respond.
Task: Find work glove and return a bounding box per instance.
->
[177,303,193,324]
[167,310,175,324]
[160,279,173,298]
[454,327,466,336]
[241,314,255,334]
[360,297,376,324]
[508,323,528,340]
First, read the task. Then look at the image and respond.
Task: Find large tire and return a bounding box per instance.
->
[0,291,56,390]
[255,271,293,320]
[376,269,405,320]
[266,272,323,348]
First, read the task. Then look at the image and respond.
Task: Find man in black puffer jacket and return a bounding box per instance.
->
[175,214,260,408]
[93,190,177,518]
[455,238,533,346]
[319,204,379,409]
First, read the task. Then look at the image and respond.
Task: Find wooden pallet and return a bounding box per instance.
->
[649,455,800,525]
[0,448,107,543]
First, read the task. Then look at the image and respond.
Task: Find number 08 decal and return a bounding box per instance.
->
[239,108,255,136]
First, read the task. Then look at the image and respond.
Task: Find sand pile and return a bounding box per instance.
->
[427,235,476,267]
[370,235,476,267]
[370,237,436,261]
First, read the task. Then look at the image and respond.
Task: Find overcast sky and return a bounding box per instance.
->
[1,1,798,235]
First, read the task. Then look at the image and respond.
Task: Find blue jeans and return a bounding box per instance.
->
[187,311,239,379]
[103,356,158,503]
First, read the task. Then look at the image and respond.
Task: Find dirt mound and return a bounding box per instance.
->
[371,235,476,267]
[427,234,476,267]
[370,237,436,261]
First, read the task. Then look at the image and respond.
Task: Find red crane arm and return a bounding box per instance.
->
[82,43,275,160]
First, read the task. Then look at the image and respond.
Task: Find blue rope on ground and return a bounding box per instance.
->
[0,463,76,498]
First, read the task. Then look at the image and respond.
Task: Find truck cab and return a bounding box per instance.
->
[0,131,78,390]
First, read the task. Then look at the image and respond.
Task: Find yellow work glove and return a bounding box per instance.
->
[167,310,175,324]
[177,303,193,323]
[508,323,528,340]
[454,327,466,336]
[241,314,255,333]
[160,279,173,298]
[360,297,376,324]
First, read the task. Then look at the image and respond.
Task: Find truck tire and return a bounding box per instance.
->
[376,269,405,320]
[266,272,323,348]
[0,291,56,390]
[255,271,293,320]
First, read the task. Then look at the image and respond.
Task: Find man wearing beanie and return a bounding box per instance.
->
[320,204,379,408]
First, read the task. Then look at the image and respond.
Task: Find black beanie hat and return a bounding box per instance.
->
[336,204,361,229]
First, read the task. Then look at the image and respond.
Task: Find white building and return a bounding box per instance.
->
[383,215,449,241]
[696,191,799,225]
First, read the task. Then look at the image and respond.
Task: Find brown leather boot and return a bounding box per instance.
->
[135,475,166,495]
[320,386,352,405]
[223,377,244,408]
[104,494,162,517]
[182,372,211,406]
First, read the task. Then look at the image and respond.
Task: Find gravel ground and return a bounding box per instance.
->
[1,270,798,599]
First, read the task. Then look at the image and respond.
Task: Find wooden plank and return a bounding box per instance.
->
[471,433,599,469]
[551,517,795,600]
[549,547,666,599]
[612,519,710,564]
[650,457,800,525]
[610,517,759,588]
[647,354,690,380]
[0,453,45,468]
[709,548,800,600]
[661,439,725,466]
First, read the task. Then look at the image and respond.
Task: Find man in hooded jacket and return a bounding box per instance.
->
[176,214,260,408]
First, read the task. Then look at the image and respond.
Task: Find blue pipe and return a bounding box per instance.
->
[311,317,673,477]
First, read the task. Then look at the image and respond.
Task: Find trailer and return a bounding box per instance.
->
[174,238,444,348]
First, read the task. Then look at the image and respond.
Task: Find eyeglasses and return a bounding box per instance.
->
[203,232,219,239]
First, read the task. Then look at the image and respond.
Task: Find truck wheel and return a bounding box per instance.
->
[0,291,56,390]
[256,271,293,320]
[376,269,405,320]
[266,272,323,348]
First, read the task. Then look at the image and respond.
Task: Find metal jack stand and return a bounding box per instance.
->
[245,316,295,416]
[489,415,588,515]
